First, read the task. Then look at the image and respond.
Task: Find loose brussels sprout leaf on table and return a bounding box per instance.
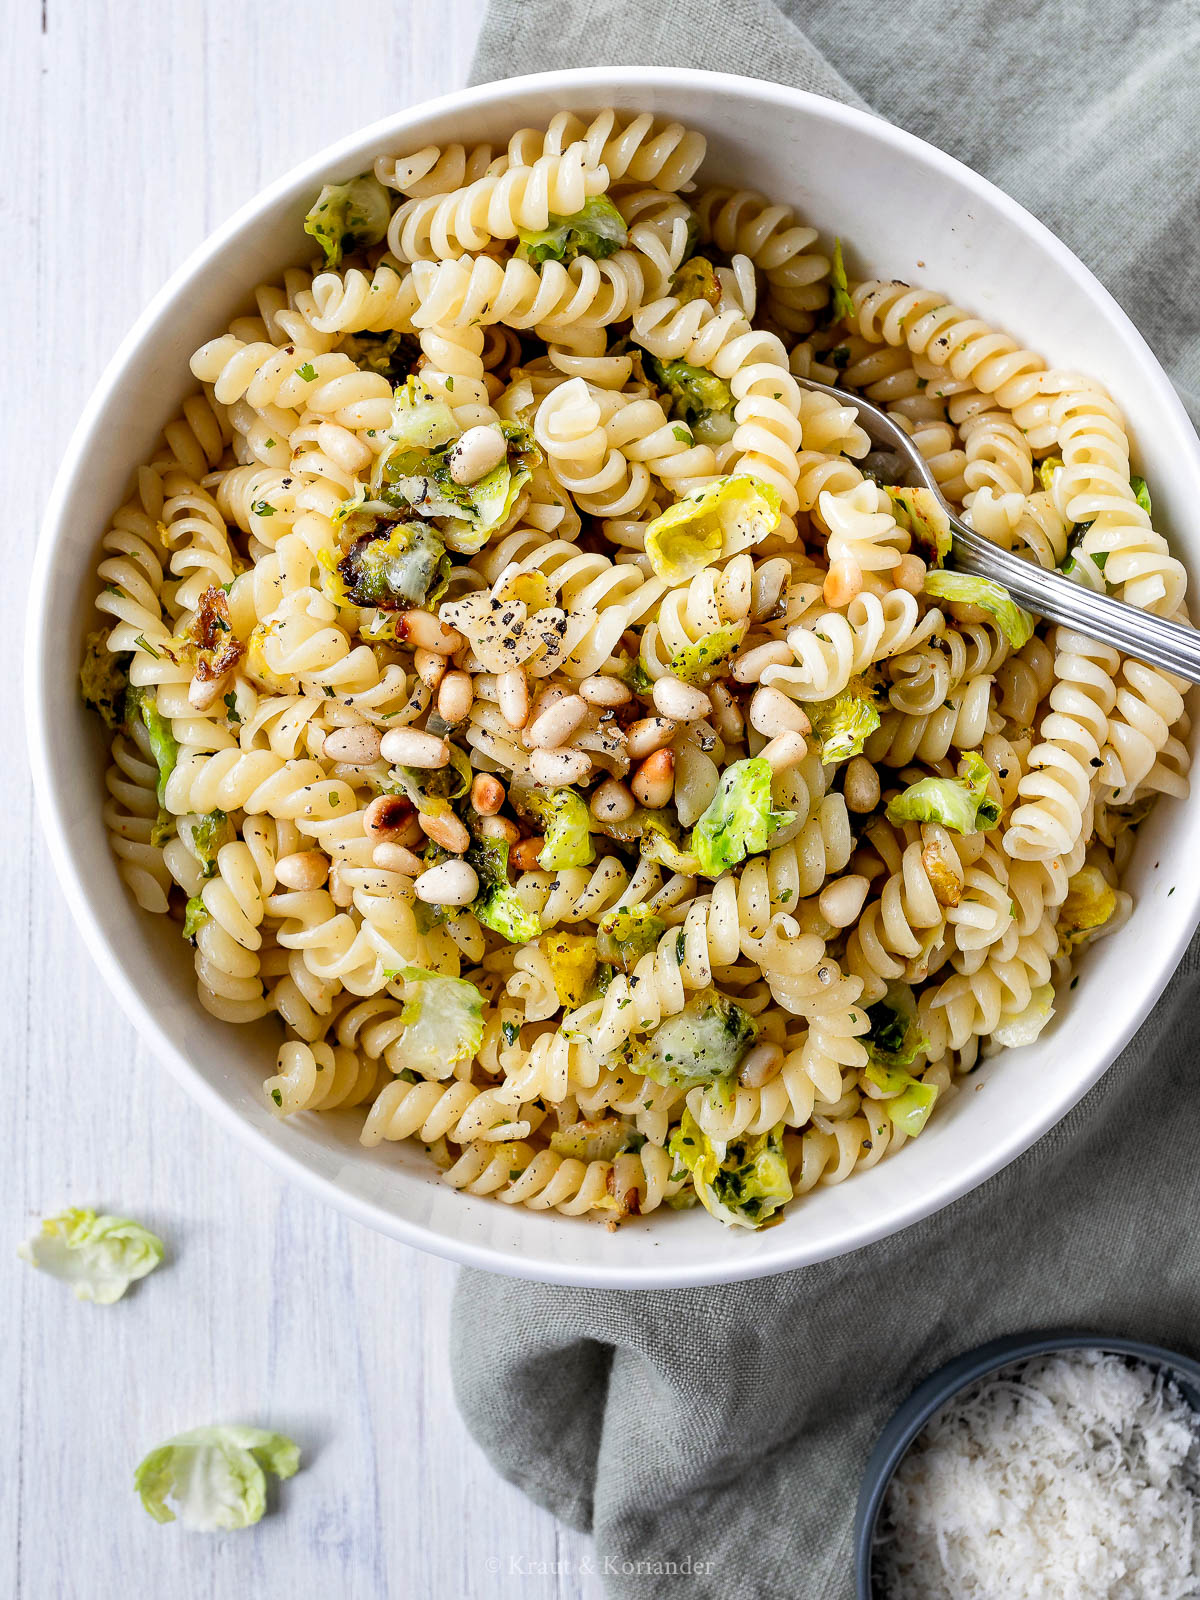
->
[517,196,627,265]
[691,757,796,877]
[303,172,390,268]
[135,1425,300,1531]
[18,1207,164,1304]
[668,1110,792,1230]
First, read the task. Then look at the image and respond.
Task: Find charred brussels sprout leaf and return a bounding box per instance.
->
[637,989,756,1090]
[467,836,541,944]
[80,630,129,730]
[337,519,450,610]
[596,904,668,973]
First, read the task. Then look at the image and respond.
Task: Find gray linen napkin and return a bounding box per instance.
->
[454,7,1200,1595]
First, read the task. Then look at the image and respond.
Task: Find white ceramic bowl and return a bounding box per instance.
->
[28,67,1200,1287]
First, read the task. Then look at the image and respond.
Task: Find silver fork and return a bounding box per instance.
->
[793,374,1200,684]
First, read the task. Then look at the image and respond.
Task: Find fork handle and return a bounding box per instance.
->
[949,520,1200,685]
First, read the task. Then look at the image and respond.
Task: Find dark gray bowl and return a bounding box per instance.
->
[855,1328,1200,1599]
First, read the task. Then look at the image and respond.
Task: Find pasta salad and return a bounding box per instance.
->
[81,108,1191,1231]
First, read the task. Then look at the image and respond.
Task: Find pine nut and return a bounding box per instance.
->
[414,648,447,689]
[477,814,520,843]
[530,747,592,785]
[510,836,545,871]
[731,640,791,684]
[818,874,870,928]
[631,748,674,808]
[274,850,329,891]
[626,716,676,760]
[739,1042,784,1088]
[470,773,505,815]
[590,778,635,822]
[526,694,588,750]
[400,609,463,654]
[447,424,507,486]
[418,811,470,853]
[749,685,811,739]
[709,682,744,743]
[329,862,354,907]
[322,723,383,765]
[498,667,529,729]
[372,842,424,876]
[894,553,927,595]
[437,670,473,725]
[844,756,881,813]
[414,859,480,906]
[396,814,426,849]
[761,731,808,773]
[188,668,232,712]
[580,674,632,707]
[823,559,863,608]
[363,794,416,839]
[653,676,711,722]
[379,728,450,768]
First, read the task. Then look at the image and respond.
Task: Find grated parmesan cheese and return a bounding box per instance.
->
[874,1351,1200,1599]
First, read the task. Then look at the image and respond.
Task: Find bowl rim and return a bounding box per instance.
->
[853,1327,1200,1595]
[26,64,1200,1287]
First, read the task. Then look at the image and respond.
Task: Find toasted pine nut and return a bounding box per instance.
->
[322,723,383,766]
[418,811,470,854]
[400,609,463,654]
[844,756,881,813]
[739,1042,784,1089]
[437,670,474,725]
[530,747,592,785]
[823,559,863,608]
[894,553,927,595]
[379,728,450,768]
[447,424,507,485]
[818,874,870,928]
[414,648,447,689]
[526,693,589,750]
[274,850,329,891]
[498,667,529,729]
[580,674,632,708]
[188,669,232,712]
[329,862,354,907]
[372,841,425,876]
[626,716,676,760]
[414,859,479,906]
[363,794,416,839]
[709,682,744,743]
[510,836,545,871]
[749,685,811,739]
[631,748,674,808]
[471,773,505,815]
[732,640,791,684]
[590,778,635,822]
[761,731,808,773]
[653,676,711,722]
[477,814,520,844]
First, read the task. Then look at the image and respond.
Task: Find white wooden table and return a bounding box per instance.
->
[4,5,604,1595]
